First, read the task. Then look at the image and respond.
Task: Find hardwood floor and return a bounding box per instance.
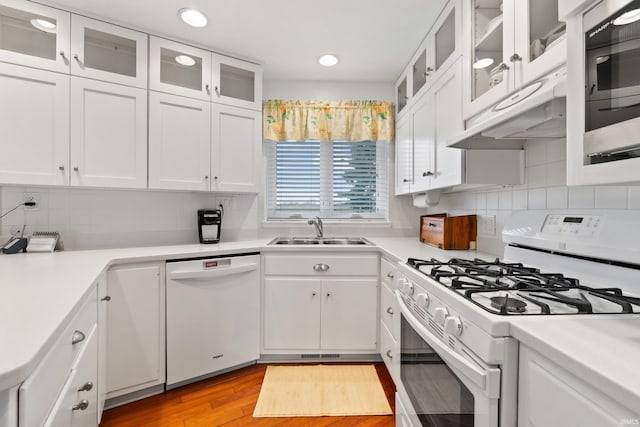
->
[100,363,396,426]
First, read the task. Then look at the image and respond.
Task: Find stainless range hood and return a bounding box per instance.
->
[447,68,567,149]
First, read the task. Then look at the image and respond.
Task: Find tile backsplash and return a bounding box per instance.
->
[428,138,640,256]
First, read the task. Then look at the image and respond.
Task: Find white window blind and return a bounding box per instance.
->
[266,140,388,220]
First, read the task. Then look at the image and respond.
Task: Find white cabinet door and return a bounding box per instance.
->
[211,54,262,111]
[0,0,70,73]
[211,104,261,192]
[149,36,211,101]
[70,15,147,88]
[148,91,211,191]
[394,114,412,195]
[96,272,107,423]
[263,278,321,350]
[410,44,431,102]
[395,71,410,119]
[410,90,435,193]
[431,59,463,190]
[70,77,147,188]
[321,279,378,351]
[106,263,165,399]
[0,63,69,186]
[430,0,462,84]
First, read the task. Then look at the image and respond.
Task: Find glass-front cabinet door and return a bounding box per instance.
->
[0,0,70,73]
[395,71,410,118]
[514,0,565,85]
[211,53,262,111]
[411,47,430,100]
[432,0,461,80]
[149,36,211,101]
[464,0,515,118]
[70,15,147,88]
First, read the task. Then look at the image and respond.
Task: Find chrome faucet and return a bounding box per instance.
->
[307,216,324,238]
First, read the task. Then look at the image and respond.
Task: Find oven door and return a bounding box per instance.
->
[396,290,501,427]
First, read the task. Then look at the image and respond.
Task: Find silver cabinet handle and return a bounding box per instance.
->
[213,176,218,180]
[402,178,409,183]
[206,84,210,95]
[313,263,330,272]
[204,175,209,180]
[214,85,220,96]
[498,62,509,71]
[59,166,65,171]
[73,166,79,172]
[72,400,89,411]
[71,330,85,345]
[510,53,522,62]
[386,307,394,315]
[386,350,393,359]
[312,291,317,297]
[77,381,93,392]
[386,272,394,279]
[101,296,111,301]
[59,51,66,59]
[326,292,331,297]
[422,171,434,177]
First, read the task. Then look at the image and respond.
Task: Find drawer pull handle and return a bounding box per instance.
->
[428,222,438,227]
[78,382,93,392]
[101,296,111,301]
[313,263,330,272]
[386,350,393,359]
[326,292,331,297]
[72,400,89,411]
[386,307,394,315]
[312,292,317,297]
[386,272,394,279]
[72,330,86,345]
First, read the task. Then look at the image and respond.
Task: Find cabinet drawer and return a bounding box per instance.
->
[19,290,97,427]
[263,254,378,276]
[380,322,399,385]
[380,282,399,339]
[381,258,397,286]
[44,325,98,427]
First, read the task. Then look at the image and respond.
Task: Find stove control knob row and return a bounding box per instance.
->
[404,281,415,295]
[434,307,448,326]
[416,293,430,309]
[444,316,463,337]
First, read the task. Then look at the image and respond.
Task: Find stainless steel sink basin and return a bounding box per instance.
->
[268,237,371,245]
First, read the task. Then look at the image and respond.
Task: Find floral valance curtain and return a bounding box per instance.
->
[263,100,395,142]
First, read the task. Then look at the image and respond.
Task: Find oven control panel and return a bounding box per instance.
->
[542,214,604,237]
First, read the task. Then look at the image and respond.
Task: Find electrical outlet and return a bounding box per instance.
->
[217,197,232,211]
[480,215,496,236]
[23,192,39,210]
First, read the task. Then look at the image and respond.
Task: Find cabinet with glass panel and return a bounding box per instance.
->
[463,0,566,119]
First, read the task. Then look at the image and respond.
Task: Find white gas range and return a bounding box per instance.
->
[393,210,640,427]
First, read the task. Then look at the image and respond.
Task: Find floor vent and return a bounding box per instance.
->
[320,354,340,358]
[301,354,321,359]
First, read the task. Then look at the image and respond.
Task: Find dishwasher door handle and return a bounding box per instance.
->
[168,263,257,280]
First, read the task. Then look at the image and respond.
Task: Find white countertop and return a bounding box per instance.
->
[509,315,640,413]
[2,237,639,414]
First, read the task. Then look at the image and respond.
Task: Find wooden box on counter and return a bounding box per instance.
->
[420,214,477,250]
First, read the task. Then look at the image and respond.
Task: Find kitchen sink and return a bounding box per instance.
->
[268,237,371,245]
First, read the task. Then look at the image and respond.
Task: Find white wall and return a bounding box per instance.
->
[264,80,394,101]
[417,138,640,256]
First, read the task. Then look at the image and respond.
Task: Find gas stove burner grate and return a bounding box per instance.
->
[490,295,527,314]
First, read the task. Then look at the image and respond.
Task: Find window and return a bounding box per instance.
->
[265,140,388,220]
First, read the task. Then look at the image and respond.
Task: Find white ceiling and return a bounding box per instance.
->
[46,0,448,82]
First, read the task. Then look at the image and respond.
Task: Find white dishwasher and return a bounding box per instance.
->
[166,253,260,388]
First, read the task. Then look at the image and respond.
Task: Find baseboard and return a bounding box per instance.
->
[258,353,382,363]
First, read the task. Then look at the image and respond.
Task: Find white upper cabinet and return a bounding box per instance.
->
[0,62,69,186]
[70,15,147,88]
[463,0,566,119]
[211,104,262,192]
[148,91,211,191]
[149,36,212,101]
[211,53,262,111]
[410,90,436,193]
[394,114,412,195]
[70,77,147,188]
[0,0,70,73]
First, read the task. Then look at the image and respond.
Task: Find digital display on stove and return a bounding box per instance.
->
[563,216,584,223]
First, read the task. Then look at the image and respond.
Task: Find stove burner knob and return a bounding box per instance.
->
[434,307,449,326]
[416,293,430,308]
[444,316,463,337]
[404,281,415,296]
[396,278,408,294]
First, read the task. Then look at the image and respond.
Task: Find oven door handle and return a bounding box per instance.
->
[396,290,496,393]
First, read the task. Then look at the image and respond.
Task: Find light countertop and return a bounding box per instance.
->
[2,237,639,414]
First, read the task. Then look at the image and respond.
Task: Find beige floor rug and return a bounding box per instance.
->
[253,364,392,417]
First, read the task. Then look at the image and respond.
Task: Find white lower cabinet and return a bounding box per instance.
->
[380,257,400,384]
[211,104,262,192]
[105,263,165,399]
[0,62,69,186]
[148,91,211,191]
[96,272,108,422]
[262,252,379,354]
[518,344,638,427]
[70,77,147,188]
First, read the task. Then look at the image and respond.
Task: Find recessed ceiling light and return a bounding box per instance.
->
[175,54,196,66]
[30,18,57,33]
[473,57,494,69]
[178,8,208,28]
[318,54,339,67]
[613,8,640,25]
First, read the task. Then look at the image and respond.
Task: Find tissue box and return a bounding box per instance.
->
[420,214,477,250]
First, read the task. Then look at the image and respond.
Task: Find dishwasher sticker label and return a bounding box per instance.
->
[204,261,218,268]
[203,259,230,269]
